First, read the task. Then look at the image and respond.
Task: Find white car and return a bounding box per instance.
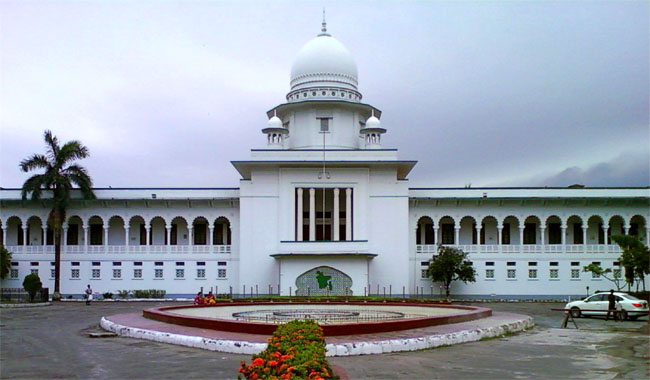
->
[565,292,649,320]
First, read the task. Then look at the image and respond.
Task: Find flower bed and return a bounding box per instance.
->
[239,320,338,380]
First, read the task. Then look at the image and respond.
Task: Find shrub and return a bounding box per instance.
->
[102,292,113,299]
[132,289,166,299]
[117,290,131,299]
[239,320,337,380]
[22,273,43,302]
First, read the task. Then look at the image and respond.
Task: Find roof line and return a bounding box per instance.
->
[409,187,650,190]
[0,187,240,191]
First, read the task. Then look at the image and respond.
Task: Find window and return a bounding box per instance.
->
[112,269,121,279]
[218,268,227,278]
[591,261,601,278]
[507,269,516,279]
[176,262,185,266]
[421,269,428,279]
[528,262,537,266]
[502,223,510,244]
[133,269,142,279]
[194,224,207,245]
[523,223,536,244]
[67,224,79,245]
[507,262,516,266]
[571,269,580,279]
[89,224,103,245]
[71,269,80,279]
[176,268,184,279]
[573,223,583,244]
[613,268,621,279]
[218,261,227,266]
[113,262,121,266]
[30,269,39,275]
[550,269,559,279]
[50,269,55,279]
[155,261,163,266]
[486,262,494,266]
[91,269,100,279]
[528,269,537,279]
[10,269,18,279]
[319,118,329,132]
[155,269,163,279]
[197,261,205,266]
[548,223,561,244]
[441,224,454,244]
[571,261,580,266]
[486,269,494,279]
[71,261,80,266]
[197,268,206,278]
[134,261,142,266]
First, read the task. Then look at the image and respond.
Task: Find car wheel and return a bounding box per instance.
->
[620,310,628,321]
[570,307,581,318]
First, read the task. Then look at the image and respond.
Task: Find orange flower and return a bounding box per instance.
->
[252,358,264,366]
[269,360,278,367]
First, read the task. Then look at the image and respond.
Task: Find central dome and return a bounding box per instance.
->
[288,33,360,100]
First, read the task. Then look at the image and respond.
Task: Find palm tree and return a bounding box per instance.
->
[20,130,95,300]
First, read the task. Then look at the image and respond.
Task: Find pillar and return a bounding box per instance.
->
[603,225,609,247]
[345,188,352,241]
[209,226,214,246]
[188,227,193,247]
[2,227,7,246]
[166,224,172,246]
[124,227,130,246]
[333,188,340,241]
[624,226,629,235]
[497,226,503,245]
[539,227,546,245]
[83,225,89,253]
[519,227,525,246]
[62,227,68,247]
[22,223,28,246]
[296,188,303,241]
[41,224,45,245]
[561,225,567,253]
[433,226,439,246]
[475,226,482,246]
[582,226,588,246]
[309,188,316,241]
[104,226,109,247]
[145,225,151,246]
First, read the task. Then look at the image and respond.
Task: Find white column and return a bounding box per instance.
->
[2,227,7,246]
[561,225,567,254]
[83,225,89,253]
[104,226,109,247]
[345,188,352,241]
[296,188,304,241]
[41,224,46,245]
[582,226,588,247]
[454,227,460,246]
[62,227,68,247]
[22,223,28,246]
[124,227,130,246]
[539,227,546,246]
[497,226,503,245]
[188,227,193,247]
[209,226,214,245]
[166,224,172,246]
[222,223,228,244]
[623,226,629,235]
[603,225,609,247]
[475,226,481,246]
[333,188,340,241]
[309,188,316,241]
[145,225,151,246]
[519,227,525,246]
[433,226,439,245]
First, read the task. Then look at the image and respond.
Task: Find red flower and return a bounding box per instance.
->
[252,358,264,366]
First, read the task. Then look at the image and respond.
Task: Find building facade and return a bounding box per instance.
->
[1,24,648,297]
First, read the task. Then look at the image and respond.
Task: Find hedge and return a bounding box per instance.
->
[238,320,338,380]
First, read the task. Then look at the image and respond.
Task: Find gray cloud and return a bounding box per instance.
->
[1,1,648,189]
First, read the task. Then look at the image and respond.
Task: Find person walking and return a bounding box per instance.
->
[85,284,93,305]
[605,289,618,321]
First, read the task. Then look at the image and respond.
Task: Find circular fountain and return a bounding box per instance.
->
[143,302,492,336]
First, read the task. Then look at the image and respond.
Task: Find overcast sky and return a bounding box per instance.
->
[1,1,648,189]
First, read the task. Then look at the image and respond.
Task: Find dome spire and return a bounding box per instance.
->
[319,9,330,36]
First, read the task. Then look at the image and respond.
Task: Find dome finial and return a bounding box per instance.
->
[319,9,330,36]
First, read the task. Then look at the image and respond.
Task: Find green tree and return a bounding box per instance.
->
[582,263,624,291]
[22,273,42,302]
[427,246,476,299]
[611,235,650,292]
[20,130,96,300]
[1,245,13,279]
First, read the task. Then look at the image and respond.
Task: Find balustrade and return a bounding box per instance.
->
[415,244,622,255]
[3,245,232,255]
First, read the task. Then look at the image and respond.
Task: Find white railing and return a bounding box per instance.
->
[4,245,232,255]
[415,244,622,255]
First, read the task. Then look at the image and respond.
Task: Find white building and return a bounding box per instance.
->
[1,23,648,298]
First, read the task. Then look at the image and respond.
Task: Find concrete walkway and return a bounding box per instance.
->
[101,311,533,356]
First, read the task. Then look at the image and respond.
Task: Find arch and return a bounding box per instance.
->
[149,216,167,245]
[25,216,45,246]
[480,216,499,245]
[459,216,477,245]
[192,216,209,245]
[107,215,126,246]
[586,215,606,244]
[608,215,626,237]
[4,216,23,245]
[128,215,146,226]
[501,215,520,245]
[438,216,456,244]
[87,215,104,246]
[438,215,455,225]
[522,215,540,245]
[566,215,585,244]
[213,216,231,245]
[416,216,435,245]
[629,214,647,227]
[170,216,189,246]
[87,215,104,225]
[192,215,209,225]
[544,215,562,225]
[108,215,125,224]
[64,215,83,245]
[295,266,353,296]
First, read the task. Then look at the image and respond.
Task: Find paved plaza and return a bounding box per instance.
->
[1,301,648,379]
